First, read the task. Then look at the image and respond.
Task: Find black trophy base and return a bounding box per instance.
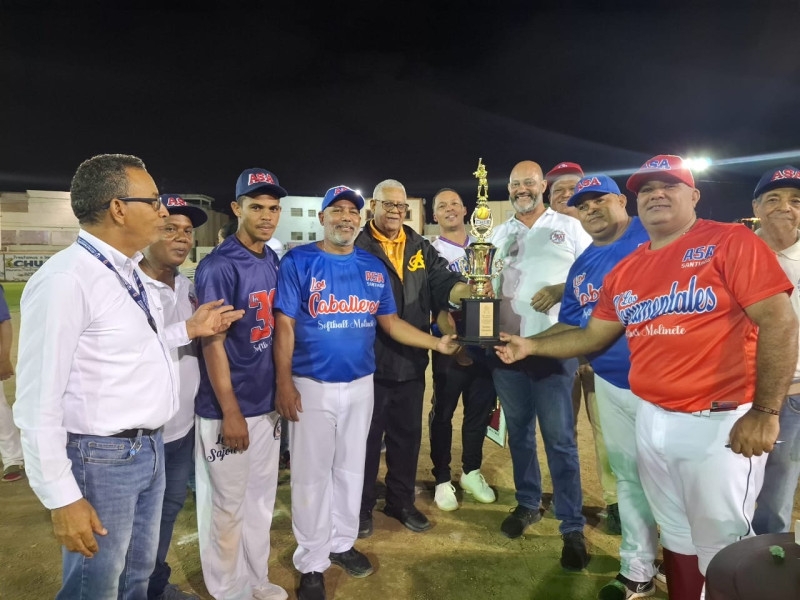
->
[457,297,503,347]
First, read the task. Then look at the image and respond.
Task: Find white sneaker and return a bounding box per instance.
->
[252,582,288,600]
[459,470,496,503]
[434,481,459,511]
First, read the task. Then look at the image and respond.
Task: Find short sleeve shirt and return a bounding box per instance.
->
[559,217,649,388]
[274,244,396,383]
[592,220,792,411]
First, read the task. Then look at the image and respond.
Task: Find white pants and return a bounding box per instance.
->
[635,400,766,575]
[196,412,281,600]
[0,386,23,468]
[290,374,374,574]
[594,376,658,582]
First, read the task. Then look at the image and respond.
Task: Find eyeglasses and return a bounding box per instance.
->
[163,225,194,239]
[380,200,409,213]
[103,197,162,211]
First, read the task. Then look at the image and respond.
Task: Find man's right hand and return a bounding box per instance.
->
[222,410,250,451]
[51,498,107,558]
[495,332,533,363]
[276,383,303,422]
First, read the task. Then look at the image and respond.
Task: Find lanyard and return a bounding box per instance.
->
[76,236,158,334]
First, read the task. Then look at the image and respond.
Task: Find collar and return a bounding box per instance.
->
[78,230,143,277]
[369,220,406,244]
[757,229,800,261]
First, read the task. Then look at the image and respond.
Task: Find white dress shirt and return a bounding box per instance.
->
[491,208,592,337]
[142,271,200,443]
[14,230,178,509]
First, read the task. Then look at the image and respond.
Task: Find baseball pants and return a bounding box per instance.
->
[290,374,374,574]
[0,386,23,468]
[594,376,658,582]
[195,412,281,600]
[635,401,766,575]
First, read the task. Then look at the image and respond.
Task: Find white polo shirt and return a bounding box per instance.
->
[14,230,179,509]
[491,208,591,337]
[759,229,800,382]
[142,271,200,443]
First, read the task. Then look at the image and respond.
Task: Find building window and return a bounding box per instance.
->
[308,232,316,241]
[291,232,303,241]
[307,209,316,217]
[290,208,303,217]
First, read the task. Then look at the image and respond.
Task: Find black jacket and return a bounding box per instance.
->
[355,222,465,382]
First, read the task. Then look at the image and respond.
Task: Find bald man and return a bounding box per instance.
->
[488,161,592,570]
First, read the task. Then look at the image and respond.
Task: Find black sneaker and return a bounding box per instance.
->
[607,502,621,535]
[500,505,542,538]
[358,511,373,539]
[560,530,590,571]
[597,573,655,599]
[298,571,325,600]
[329,547,374,578]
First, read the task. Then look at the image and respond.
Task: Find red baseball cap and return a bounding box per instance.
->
[626,155,695,193]
[545,161,584,184]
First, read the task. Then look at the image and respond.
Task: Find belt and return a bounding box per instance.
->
[691,401,741,418]
[104,428,156,438]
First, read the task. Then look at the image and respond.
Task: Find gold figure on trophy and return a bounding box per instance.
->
[460,159,503,345]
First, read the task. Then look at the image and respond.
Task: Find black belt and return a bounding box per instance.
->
[106,428,156,438]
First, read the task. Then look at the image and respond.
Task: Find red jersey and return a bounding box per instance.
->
[593,220,792,412]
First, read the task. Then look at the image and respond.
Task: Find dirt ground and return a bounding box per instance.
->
[1,300,797,599]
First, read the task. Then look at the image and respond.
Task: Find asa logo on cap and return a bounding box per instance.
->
[165,196,188,207]
[332,186,350,196]
[248,172,275,186]
[770,168,800,182]
[646,158,672,170]
[575,176,601,193]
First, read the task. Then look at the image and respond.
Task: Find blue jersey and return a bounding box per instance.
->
[558,217,649,389]
[194,236,279,418]
[274,243,396,383]
[0,285,10,322]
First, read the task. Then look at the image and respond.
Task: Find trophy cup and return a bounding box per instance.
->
[459,159,503,346]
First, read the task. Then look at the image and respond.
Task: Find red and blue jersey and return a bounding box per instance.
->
[558,217,648,389]
[194,236,279,418]
[275,243,396,383]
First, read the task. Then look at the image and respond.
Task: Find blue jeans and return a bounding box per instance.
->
[491,355,585,534]
[59,431,165,600]
[148,428,195,599]
[753,394,800,534]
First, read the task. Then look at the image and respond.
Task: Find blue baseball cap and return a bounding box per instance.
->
[159,194,208,227]
[753,165,800,199]
[567,174,621,207]
[321,185,365,212]
[235,168,288,200]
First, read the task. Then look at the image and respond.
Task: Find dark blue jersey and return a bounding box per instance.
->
[274,243,396,383]
[195,236,279,418]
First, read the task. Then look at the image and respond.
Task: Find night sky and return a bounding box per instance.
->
[2,1,799,222]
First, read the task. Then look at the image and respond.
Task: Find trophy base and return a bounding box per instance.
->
[457,297,502,347]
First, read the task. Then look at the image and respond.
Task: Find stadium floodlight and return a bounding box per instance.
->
[684,157,711,171]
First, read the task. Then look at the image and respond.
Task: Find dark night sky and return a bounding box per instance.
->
[1,1,799,222]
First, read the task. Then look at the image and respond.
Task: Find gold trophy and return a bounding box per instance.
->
[459,159,503,346]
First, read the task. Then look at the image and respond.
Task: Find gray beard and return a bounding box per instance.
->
[512,195,542,215]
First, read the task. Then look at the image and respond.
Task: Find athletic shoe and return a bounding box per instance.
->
[560,530,590,571]
[500,505,542,538]
[1,464,24,483]
[297,572,325,600]
[459,469,496,503]
[155,584,200,600]
[597,574,655,599]
[654,561,666,584]
[383,504,432,532]
[329,547,374,578]
[606,502,621,535]
[434,482,459,511]
[252,582,288,600]
[358,511,373,539]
